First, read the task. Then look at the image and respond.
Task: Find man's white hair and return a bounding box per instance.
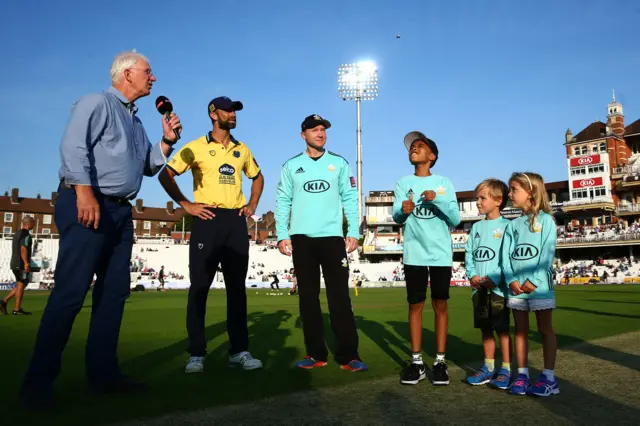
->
[110,50,149,84]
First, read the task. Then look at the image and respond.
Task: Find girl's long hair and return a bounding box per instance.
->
[509,172,551,232]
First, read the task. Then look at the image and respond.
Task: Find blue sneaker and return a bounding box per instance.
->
[466,365,494,386]
[527,374,560,397]
[489,368,512,390]
[295,356,327,369]
[510,373,530,395]
[340,359,368,372]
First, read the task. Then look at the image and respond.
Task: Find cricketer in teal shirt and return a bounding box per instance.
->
[501,211,557,300]
[275,143,358,241]
[465,217,511,298]
[393,174,461,266]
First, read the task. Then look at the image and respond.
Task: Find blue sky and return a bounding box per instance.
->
[2,0,639,215]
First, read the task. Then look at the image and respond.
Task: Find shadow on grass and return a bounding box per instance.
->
[556,305,640,319]
[356,315,411,367]
[585,299,640,305]
[529,332,640,372]
[17,310,313,426]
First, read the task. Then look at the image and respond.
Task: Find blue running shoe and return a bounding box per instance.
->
[489,368,511,390]
[295,356,327,369]
[527,374,560,397]
[466,365,494,386]
[510,373,530,395]
[340,359,368,372]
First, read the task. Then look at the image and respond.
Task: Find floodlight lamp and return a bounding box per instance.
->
[337,61,379,101]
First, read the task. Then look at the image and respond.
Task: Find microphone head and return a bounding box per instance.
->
[155,96,173,115]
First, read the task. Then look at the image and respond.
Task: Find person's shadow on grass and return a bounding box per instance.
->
[556,305,640,319]
[528,331,640,372]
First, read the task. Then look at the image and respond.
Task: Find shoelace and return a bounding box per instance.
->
[239,354,254,364]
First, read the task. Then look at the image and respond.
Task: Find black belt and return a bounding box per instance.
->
[58,182,131,206]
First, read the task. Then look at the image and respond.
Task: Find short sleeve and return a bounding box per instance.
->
[243,148,261,179]
[167,143,197,175]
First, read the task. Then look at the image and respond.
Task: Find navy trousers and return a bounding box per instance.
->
[22,188,133,391]
[187,209,249,356]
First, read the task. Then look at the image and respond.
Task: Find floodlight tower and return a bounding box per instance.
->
[337,61,379,234]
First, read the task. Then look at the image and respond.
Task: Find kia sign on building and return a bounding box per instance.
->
[570,155,601,167]
[572,177,603,188]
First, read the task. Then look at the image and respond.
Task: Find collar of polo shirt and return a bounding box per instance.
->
[206,132,240,145]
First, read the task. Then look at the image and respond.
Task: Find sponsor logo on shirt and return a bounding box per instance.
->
[511,243,539,261]
[303,180,330,193]
[219,164,235,175]
[412,205,436,220]
[350,176,356,188]
[219,164,236,185]
[473,246,496,262]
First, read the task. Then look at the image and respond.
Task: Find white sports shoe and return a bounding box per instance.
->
[228,351,263,370]
[185,356,205,373]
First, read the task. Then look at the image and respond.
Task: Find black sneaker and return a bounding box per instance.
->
[0,300,7,315]
[12,309,32,316]
[432,362,450,385]
[400,360,427,385]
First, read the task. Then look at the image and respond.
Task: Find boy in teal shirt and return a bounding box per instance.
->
[393,131,460,386]
[464,179,512,390]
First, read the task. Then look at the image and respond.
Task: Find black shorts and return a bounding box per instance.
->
[12,268,29,285]
[472,289,510,332]
[404,265,452,304]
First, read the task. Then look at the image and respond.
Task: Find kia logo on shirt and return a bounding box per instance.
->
[412,205,436,219]
[219,164,235,175]
[303,180,330,193]
[473,246,495,262]
[511,243,539,261]
[580,179,595,187]
[578,157,593,165]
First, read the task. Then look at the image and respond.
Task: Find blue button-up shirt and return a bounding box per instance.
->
[58,87,172,199]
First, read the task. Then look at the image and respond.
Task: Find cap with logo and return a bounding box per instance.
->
[208,96,244,114]
[403,130,439,166]
[301,114,331,131]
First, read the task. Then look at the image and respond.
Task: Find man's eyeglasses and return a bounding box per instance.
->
[128,68,154,76]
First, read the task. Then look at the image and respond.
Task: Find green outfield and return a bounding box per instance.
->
[1,285,639,425]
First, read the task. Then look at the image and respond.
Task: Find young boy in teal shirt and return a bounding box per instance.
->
[393,131,460,386]
[464,179,512,390]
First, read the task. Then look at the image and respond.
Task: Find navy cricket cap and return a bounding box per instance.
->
[208,96,243,114]
[301,114,331,131]
[404,131,439,166]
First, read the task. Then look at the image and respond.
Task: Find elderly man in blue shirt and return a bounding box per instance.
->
[20,51,181,410]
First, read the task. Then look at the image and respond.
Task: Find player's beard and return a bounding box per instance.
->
[218,117,237,130]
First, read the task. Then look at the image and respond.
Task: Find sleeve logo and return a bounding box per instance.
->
[350,176,356,187]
